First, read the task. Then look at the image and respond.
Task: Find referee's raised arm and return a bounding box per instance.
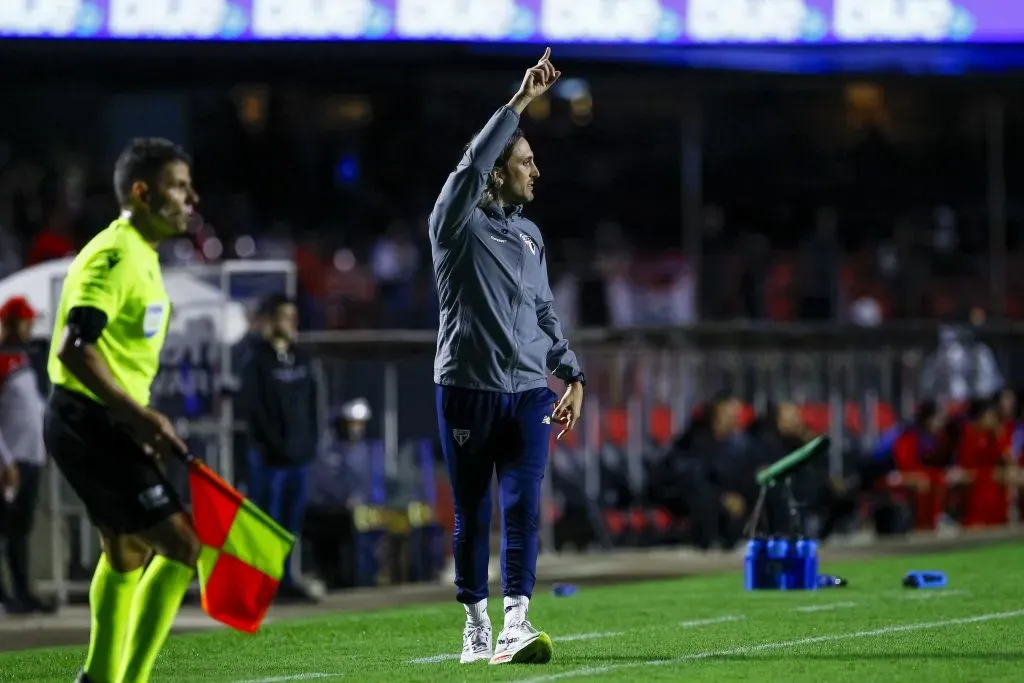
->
[428,48,561,244]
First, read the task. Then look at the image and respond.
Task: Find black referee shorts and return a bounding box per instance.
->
[44,387,184,535]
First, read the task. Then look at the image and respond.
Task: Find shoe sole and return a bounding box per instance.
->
[490,632,553,665]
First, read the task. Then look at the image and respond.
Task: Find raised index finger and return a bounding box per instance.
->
[540,46,551,62]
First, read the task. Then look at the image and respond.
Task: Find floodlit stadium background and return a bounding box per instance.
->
[1,0,1024,599]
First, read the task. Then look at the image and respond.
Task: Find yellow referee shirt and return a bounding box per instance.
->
[48,216,171,408]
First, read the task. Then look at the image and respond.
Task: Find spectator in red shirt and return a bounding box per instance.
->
[958,398,1012,528]
[888,400,957,530]
[996,388,1020,448]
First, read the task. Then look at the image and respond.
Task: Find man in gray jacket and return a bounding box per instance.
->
[430,48,584,666]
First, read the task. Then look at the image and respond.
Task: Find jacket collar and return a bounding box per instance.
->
[481,200,523,220]
[259,338,296,364]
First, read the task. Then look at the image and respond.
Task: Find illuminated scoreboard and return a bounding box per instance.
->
[0,0,1012,44]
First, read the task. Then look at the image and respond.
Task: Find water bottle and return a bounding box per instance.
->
[766,536,791,589]
[744,538,767,591]
[807,539,820,590]
[794,538,819,590]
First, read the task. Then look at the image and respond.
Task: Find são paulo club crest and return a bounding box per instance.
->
[519,233,537,255]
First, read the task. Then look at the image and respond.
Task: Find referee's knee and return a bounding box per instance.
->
[99,533,151,573]
[141,513,201,569]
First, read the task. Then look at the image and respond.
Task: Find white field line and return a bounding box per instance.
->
[235,675,338,682]
[517,609,1024,683]
[558,631,626,642]
[678,615,746,628]
[902,589,969,601]
[408,653,460,664]
[793,601,859,613]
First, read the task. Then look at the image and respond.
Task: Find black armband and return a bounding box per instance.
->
[66,306,109,345]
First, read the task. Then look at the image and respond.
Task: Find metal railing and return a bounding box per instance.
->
[301,320,1024,451]
[300,321,1024,549]
[34,320,1024,598]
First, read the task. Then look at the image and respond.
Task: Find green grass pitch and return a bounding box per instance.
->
[2,543,1022,682]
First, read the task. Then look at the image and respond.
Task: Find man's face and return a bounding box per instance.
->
[925,409,947,435]
[497,137,540,205]
[346,419,366,441]
[270,303,298,342]
[999,390,1016,420]
[147,160,198,237]
[979,407,1001,433]
[777,403,802,436]
[714,399,741,436]
[16,318,33,342]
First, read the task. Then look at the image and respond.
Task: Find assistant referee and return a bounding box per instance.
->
[45,138,201,683]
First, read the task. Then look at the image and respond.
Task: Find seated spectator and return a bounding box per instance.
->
[996,388,1024,519]
[654,394,754,551]
[888,399,958,530]
[958,398,1012,528]
[748,402,858,539]
[996,388,1022,458]
[747,402,809,533]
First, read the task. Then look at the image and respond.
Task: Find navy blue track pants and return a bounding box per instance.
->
[435,384,555,604]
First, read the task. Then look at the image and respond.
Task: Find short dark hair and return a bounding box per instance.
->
[464,127,524,205]
[113,138,191,206]
[258,293,295,317]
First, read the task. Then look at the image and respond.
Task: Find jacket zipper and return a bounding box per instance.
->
[506,219,525,390]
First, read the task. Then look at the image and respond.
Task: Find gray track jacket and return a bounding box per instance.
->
[429,105,582,393]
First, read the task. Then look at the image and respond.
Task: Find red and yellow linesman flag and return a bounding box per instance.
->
[187,460,295,633]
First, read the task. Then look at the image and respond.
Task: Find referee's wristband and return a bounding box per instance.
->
[566,372,586,387]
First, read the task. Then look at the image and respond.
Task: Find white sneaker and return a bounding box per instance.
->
[460,622,493,663]
[489,619,553,665]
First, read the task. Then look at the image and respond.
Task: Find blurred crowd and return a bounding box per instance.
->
[548,388,1023,554]
[4,73,1024,330]
[871,391,1023,532]
[1,150,1019,331]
